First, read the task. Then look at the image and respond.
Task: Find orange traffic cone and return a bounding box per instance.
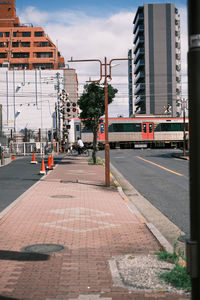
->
[46,156,52,170]
[39,158,46,175]
[30,152,38,164]
[51,153,54,168]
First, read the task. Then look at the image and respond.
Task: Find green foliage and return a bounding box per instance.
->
[78,82,118,130]
[78,82,118,164]
[159,265,191,292]
[88,157,103,165]
[155,250,179,264]
[155,248,191,292]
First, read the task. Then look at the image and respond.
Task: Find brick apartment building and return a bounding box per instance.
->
[0,0,65,70]
[0,1,79,138]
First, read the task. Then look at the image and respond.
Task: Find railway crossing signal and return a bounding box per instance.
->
[72,102,77,113]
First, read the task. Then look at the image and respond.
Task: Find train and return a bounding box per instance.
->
[67,116,189,149]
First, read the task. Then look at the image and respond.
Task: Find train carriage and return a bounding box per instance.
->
[68,117,189,149]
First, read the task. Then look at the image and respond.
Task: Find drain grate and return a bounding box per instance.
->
[51,195,73,199]
[21,244,65,254]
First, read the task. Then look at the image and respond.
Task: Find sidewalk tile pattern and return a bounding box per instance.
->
[0,157,190,300]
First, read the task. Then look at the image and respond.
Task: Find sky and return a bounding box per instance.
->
[16,0,188,117]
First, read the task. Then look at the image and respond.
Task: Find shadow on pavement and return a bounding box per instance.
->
[0,296,20,300]
[0,250,50,261]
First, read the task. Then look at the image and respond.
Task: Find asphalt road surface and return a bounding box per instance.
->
[99,148,189,239]
[0,155,64,213]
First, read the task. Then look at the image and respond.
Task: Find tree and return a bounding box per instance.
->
[78,82,118,164]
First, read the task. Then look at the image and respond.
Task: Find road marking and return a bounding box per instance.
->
[136,156,183,177]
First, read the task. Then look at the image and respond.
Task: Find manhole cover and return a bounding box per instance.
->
[51,195,73,199]
[21,244,65,254]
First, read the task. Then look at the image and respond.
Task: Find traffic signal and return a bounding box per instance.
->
[66,101,71,113]
[72,102,76,113]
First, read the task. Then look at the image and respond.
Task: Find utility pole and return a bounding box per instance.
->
[56,72,61,150]
[104,57,110,186]
[182,98,187,157]
[68,57,131,187]
[59,90,69,152]
[187,1,200,299]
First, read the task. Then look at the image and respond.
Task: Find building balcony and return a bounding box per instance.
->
[134,59,145,74]
[134,48,144,64]
[176,64,181,72]
[133,13,144,33]
[134,71,145,84]
[135,95,145,105]
[176,53,181,60]
[134,37,144,54]
[133,25,144,43]
[175,42,181,49]
[134,83,145,95]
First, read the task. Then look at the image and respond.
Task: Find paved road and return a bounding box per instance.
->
[0,155,64,213]
[99,148,190,240]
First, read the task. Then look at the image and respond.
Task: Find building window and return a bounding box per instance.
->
[0,42,8,47]
[21,42,30,47]
[34,41,51,47]
[58,62,65,68]
[12,52,30,58]
[22,32,31,37]
[0,53,7,58]
[12,42,19,47]
[35,52,53,58]
[34,31,43,37]
[33,63,54,69]
[0,32,9,37]
[11,63,29,70]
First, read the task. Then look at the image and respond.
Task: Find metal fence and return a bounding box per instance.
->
[10,142,59,156]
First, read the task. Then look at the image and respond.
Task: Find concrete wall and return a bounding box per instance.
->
[0,68,78,136]
[0,68,64,135]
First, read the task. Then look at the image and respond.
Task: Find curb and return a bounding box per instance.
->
[0,157,12,167]
[172,154,189,161]
[116,185,174,253]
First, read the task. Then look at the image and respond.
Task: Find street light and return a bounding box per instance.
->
[68,57,131,187]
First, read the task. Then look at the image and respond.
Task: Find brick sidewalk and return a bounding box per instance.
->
[0,156,190,300]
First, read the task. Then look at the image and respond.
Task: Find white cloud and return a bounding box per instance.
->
[19,6,49,25]
[19,5,188,116]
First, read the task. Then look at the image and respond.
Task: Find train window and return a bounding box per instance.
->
[154,122,188,132]
[112,123,141,132]
[100,124,104,133]
[159,123,188,131]
[143,124,146,133]
[76,125,80,131]
[112,124,124,132]
[134,124,141,132]
[81,125,92,133]
[149,124,153,133]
